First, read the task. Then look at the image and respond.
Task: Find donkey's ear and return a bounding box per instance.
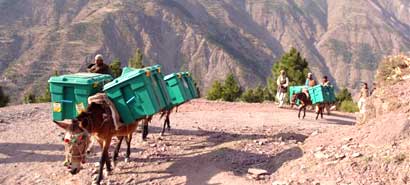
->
[53,121,71,130]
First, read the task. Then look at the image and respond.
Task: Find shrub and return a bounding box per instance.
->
[221,74,241,102]
[339,100,359,113]
[24,92,37,104]
[240,86,265,103]
[128,48,144,68]
[207,81,223,100]
[336,87,353,106]
[110,58,122,78]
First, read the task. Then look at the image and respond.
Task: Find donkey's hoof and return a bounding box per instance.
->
[124,157,130,163]
[104,170,112,176]
[91,180,100,185]
[113,161,118,167]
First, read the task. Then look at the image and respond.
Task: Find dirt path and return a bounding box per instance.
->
[0,99,355,185]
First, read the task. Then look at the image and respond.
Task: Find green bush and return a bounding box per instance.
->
[207,81,223,100]
[336,87,353,107]
[262,87,274,101]
[128,48,144,68]
[24,92,37,104]
[339,100,359,113]
[240,87,265,103]
[0,86,9,107]
[110,58,122,78]
[221,74,241,102]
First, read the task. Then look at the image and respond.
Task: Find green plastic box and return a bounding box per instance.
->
[49,73,113,121]
[308,85,336,104]
[144,65,172,109]
[181,72,199,98]
[103,68,162,124]
[289,86,305,104]
[164,73,190,106]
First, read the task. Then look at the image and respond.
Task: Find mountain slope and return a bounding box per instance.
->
[1,0,410,103]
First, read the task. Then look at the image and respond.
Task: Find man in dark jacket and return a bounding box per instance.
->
[88,54,112,75]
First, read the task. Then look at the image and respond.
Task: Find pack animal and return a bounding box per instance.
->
[54,103,143,185]
[290,92,324,120]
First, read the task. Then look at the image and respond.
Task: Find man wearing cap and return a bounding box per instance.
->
[88,54,112,75]
[305,73,316,87]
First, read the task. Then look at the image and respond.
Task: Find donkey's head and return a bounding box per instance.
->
[54,117,91,175]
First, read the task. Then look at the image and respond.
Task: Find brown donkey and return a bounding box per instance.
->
[54,103,142,185]
[290,92,324,120]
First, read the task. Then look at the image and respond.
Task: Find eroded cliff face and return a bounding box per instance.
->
[1,0,410,102]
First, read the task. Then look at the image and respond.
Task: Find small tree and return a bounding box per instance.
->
[336,87,353,106]
[253,86,264,103]
[268,47,309,95]
[0,86,9,107]
[110,58,122,78]
[128,48,144,68]
[221,74,241,102]
[24,92,37,104]
[207,81,223,100]
[241,89,255,102]
[262,87,274,101]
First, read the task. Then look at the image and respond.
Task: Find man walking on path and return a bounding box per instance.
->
[276,70,289,108]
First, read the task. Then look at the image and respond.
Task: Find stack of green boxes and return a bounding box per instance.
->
[288,85,336,105]
[164,73,190,107]
[308,85,336,104]
[181,72,199,99]
[49,73,113,121]
[48,65,199,124]
[103,66,168,124]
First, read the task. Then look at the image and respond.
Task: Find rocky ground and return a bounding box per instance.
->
[0,99,358,185]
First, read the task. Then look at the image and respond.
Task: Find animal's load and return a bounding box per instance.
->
[143,65,172,109]
[289,86,305,101]
[181,72,199,99]
[48,73,113,121]
[308,85,336,104]
[164,73,191,106]
[103,67,164,124]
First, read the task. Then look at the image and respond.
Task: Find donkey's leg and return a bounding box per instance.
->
[113,136,124,167]
[166,115,171,130]
[303,106,306,119]
[161,119,167,136]
[142,119,149,141]
[298,107,302,119]
[94,139,111,185]
[124,133,133,163]
[321,106,324,119]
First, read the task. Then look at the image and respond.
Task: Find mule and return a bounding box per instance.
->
[290,92,324,120]
[54,103,142,185]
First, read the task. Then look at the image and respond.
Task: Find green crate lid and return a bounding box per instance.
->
[103,69,146,91]
[164,73,181,81]
[48,73,113,85]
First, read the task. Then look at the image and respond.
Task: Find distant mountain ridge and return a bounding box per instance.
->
[1,0,410,103]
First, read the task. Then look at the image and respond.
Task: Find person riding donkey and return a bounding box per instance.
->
[276,70,289,108]
[305,72,316,87]
[88,54,112,76]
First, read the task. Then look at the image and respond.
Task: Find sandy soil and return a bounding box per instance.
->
[0,99,355,185]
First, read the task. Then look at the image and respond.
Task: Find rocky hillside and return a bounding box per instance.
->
[1,0,410,103]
